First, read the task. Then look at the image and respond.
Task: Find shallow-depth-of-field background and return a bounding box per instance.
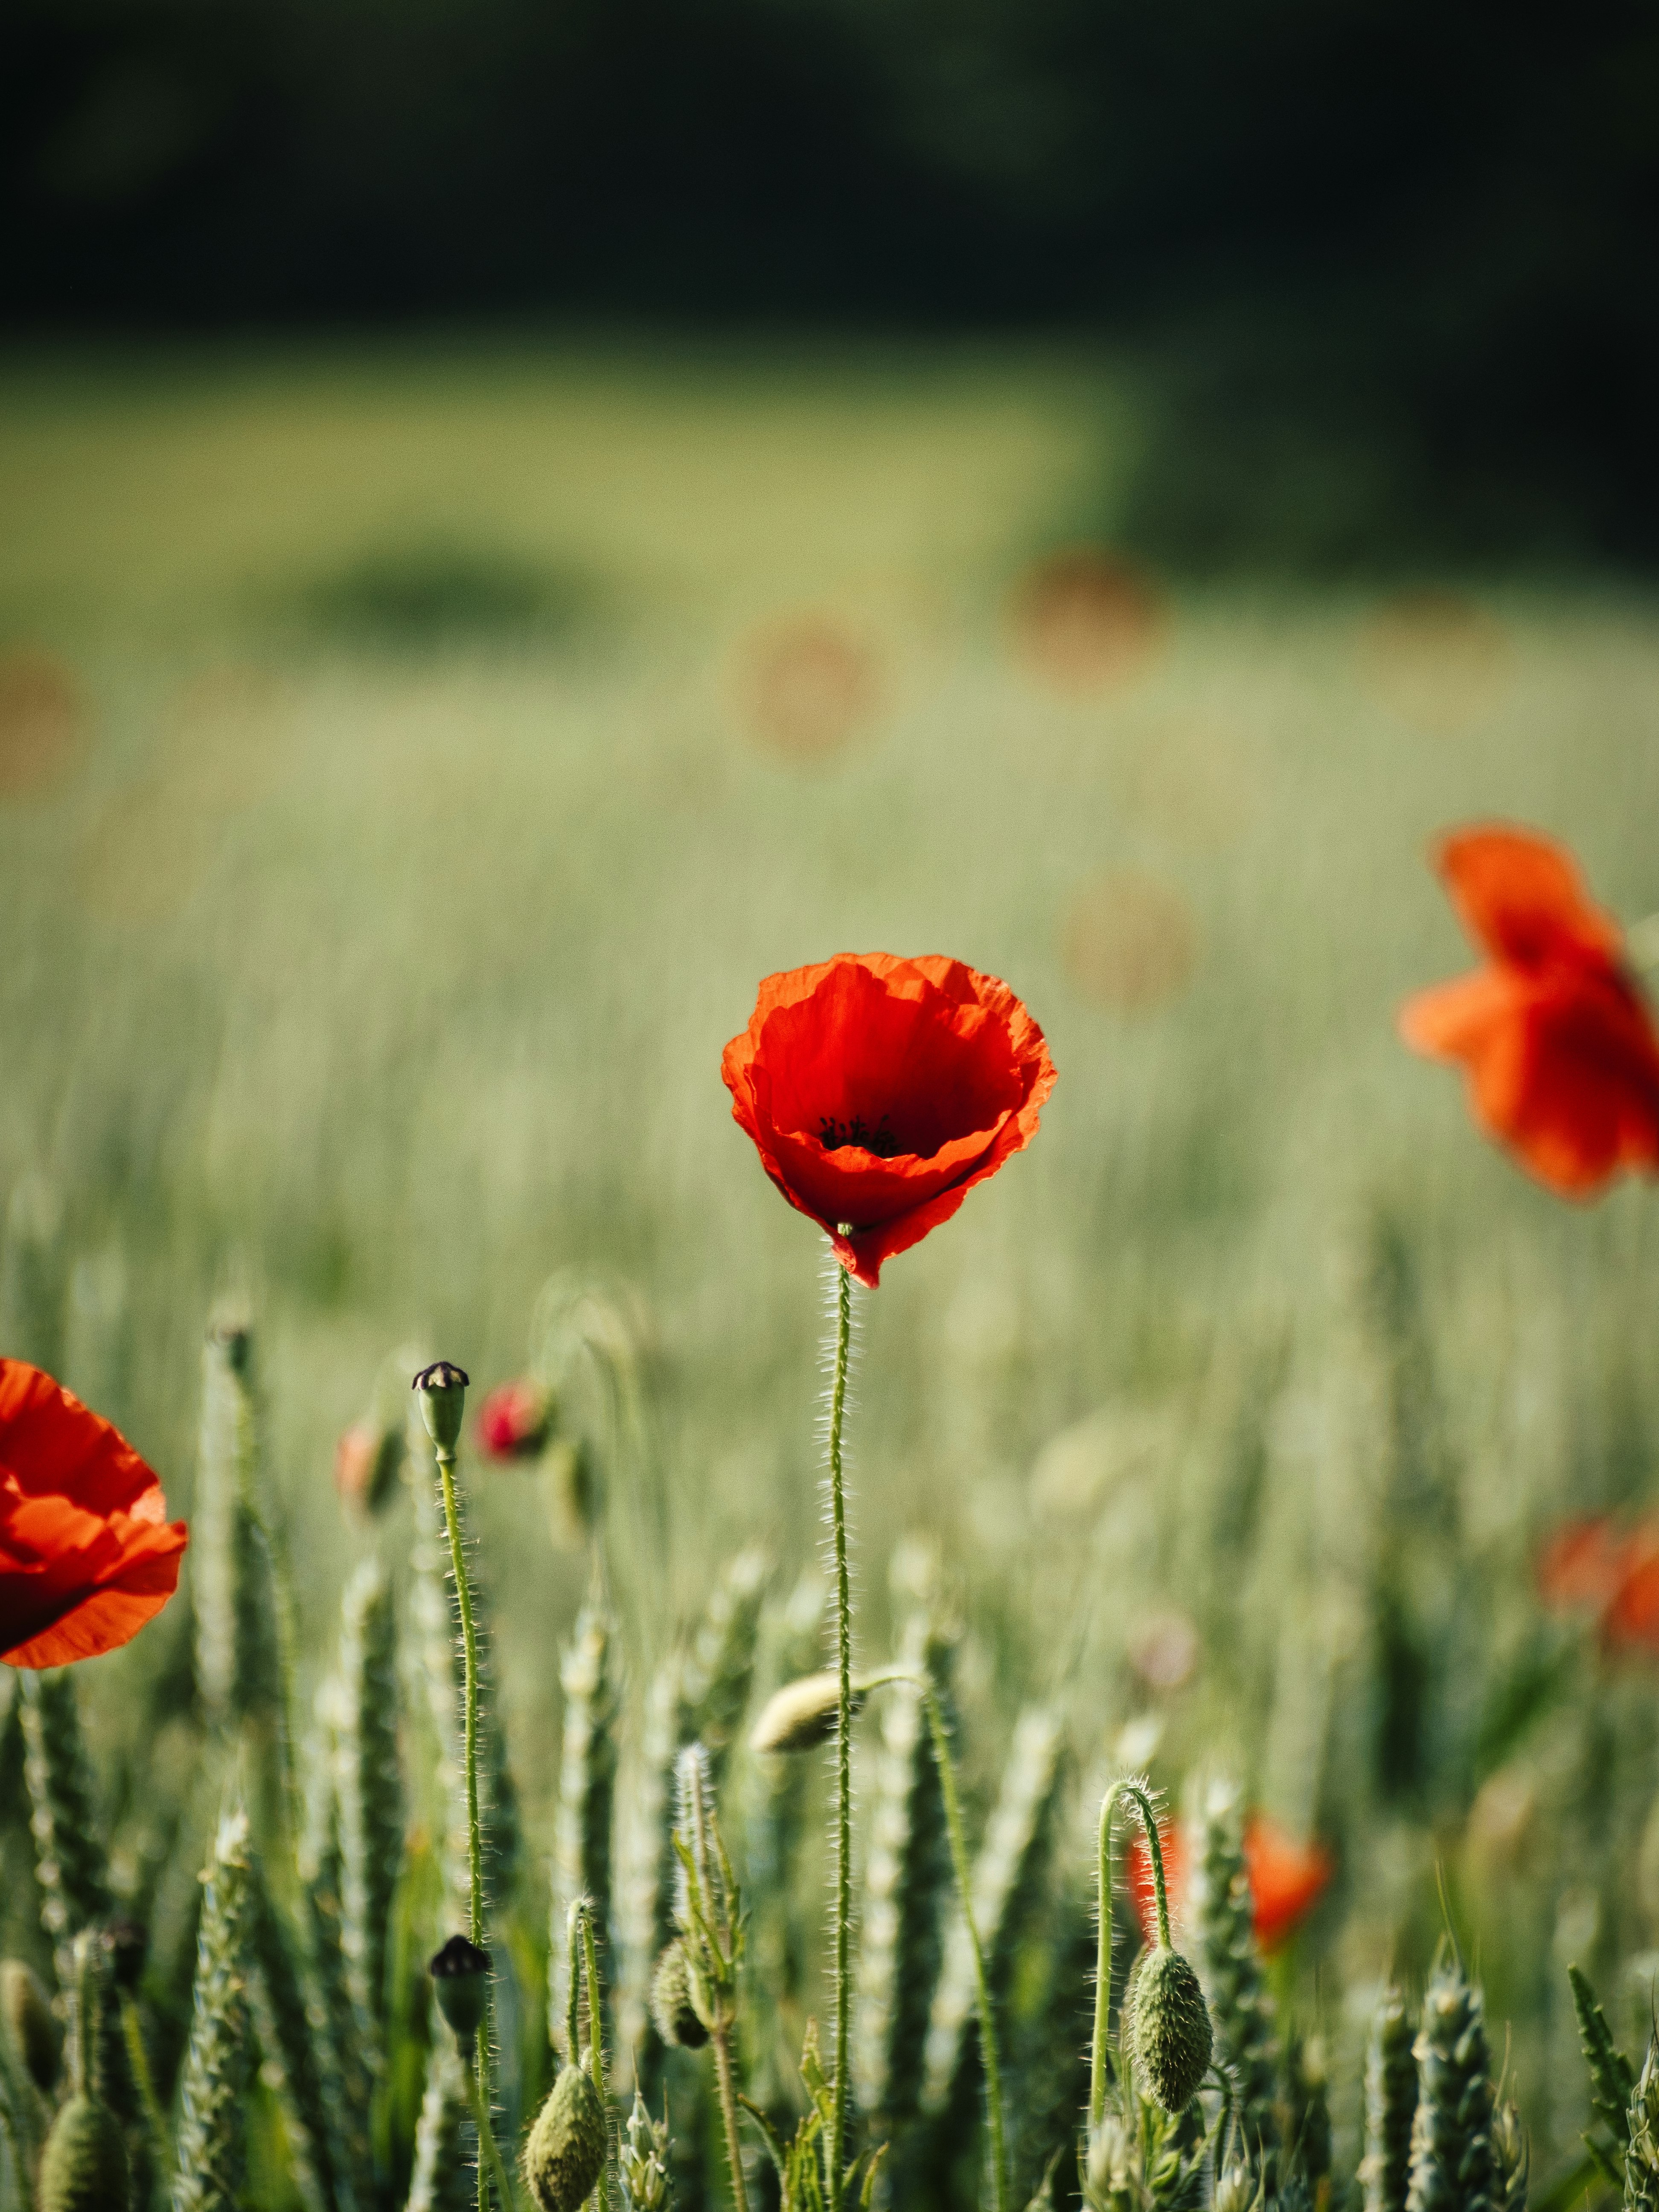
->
[4,334,1659,2194]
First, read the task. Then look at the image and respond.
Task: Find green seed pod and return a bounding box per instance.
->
[1191,1778,1278,2167]
[1404,1956,1495,2212]
[335,1559,403,2069]
[649,1940,708,2050]
[37,2091,129,2212]
[522,2061,608,2212]
[0,1957,61,2090]
[920,1706,1066,2119]
[1128,1944,1213,2114]
[1361,1984,1418,2212]
[549,1594,620,2043]
[429,1935,491,2048]
[412,1361,469,1455]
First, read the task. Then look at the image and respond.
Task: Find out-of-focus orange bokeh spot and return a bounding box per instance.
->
[1356,589,1512,734]
[0,651,87,799]
[730,611,882,764]
[1010,547,1168,696]
[1062,870,1197,1013]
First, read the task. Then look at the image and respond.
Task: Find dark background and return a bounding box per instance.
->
[8,0,1657,569]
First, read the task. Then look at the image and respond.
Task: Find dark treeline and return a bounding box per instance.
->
[7,0,1657,567]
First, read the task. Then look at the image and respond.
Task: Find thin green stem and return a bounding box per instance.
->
[579,1909,612,2212]
[460,2058,518,2212]
[1089,1779,1171,2131]
[921,1689,1008,2212]
[437,1444,491,2212]
[119,1994,169,2176]
[826,1252,853,2212]
[712,2026,751,2212]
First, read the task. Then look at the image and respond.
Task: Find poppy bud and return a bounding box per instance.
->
[477,1378,556,1461]
[37,2093,131,2212]
[1128,1943,1212,2115]
[749,1670,871,1755]
[522,2060,608,2212]
[428,1934,490,2048]
[412,1362,469,1455]
[1213,2163,1262,2212]
[649,1939,709,2049]
[335,1417,405,1516]
[0,1956,61,2089]
[101,1916,148,1994]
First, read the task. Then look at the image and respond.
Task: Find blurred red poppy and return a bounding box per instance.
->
[721,952,1056,1287]
[333,1417,405,1516]
[0,1362,187,1668]
[477,1379,554,1461]
[1400,826,1659,1195]
[1127,1815,1331,1953]
[1536,1517,1636,1612]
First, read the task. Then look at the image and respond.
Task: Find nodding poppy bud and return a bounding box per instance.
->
[412,1362,469,1455]
[101,1918,148,1994]
[1128,1944,1212,2115]
[428,1934,490,2048]
[207,1311,253,1374]
[1,1958,61,2089]
[748,1671,870,1755]
[478,1379,556,1461]
[649,1939,708,2049]
[335,1419,405,1516]
[37,2094,130,2212]
[523,2061,608,2212]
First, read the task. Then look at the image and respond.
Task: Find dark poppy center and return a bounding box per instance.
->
[818,1113,902,1159]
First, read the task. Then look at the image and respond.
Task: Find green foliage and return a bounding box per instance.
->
[1624,2039,1659,2212]
[405,2041,477,2212]
[1570,1963,1635,2168]
[18,1671,111,1986]
[1404,1955,1495,2212]
[1191,1781,1277,2175]
[171,1810,255,2212]
[335,1560,403,2080]
[549,1592,620,2044]
[1360,1985,1417,2212]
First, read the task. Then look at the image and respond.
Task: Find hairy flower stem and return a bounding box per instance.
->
[565,1903,612,2212]
[460,2064,518,2211]
[1090,1780,1168,2129]
[435,1441,492,2211]
[921,1687,1009,2212]
[826,1250,853,2212]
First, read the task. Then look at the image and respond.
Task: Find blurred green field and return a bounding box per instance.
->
[4,335,1659,2188]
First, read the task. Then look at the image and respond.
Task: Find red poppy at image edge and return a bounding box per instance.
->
[721,952,1057,1287]
[1127,1820,1333,1954]
[1536,1516,1659,1653]
[0,1360,188,1668]
[1398,824,1659,1196]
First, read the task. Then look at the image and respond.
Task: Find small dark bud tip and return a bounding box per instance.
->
[101,1918,148,1992]
[429,1933,490,2043]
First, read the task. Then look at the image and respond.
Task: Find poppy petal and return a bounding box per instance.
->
[1435,825,1624,971]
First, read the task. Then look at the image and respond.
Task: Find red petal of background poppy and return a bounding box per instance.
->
[1537,1518,1634,1611]
[1435,826,1624,971]
[1243,1818,1333,1950]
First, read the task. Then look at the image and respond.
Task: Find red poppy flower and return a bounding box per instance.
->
[1399,825,1659,1195]
[721,952,1057,1287]
[1127,1816,1331,1953]
[477,1379,555,1461]
[1536,1517,1636,1613]
[0,1362,188,1669]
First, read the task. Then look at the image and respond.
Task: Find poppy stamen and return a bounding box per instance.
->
[818,1113,900,1159]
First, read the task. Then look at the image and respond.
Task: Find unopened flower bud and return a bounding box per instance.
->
[649,1939,709,2049]
[478,1378,556,1461]
[412,1362,469,1455]
[335,1418,405,1516]
[1128,1943,1212,2114]
[428,1933,490,2048]
[1213,2163,1262,2212]
[37,2093,130,2212]
[749,1670,870,1755]
[523,2061,608,2212]
[0,1957,61,2089]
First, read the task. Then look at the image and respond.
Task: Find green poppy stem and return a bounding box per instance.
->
[1089,1778,1169,2130]
[826,1249,854,2212]
[435,1440,492,2211]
